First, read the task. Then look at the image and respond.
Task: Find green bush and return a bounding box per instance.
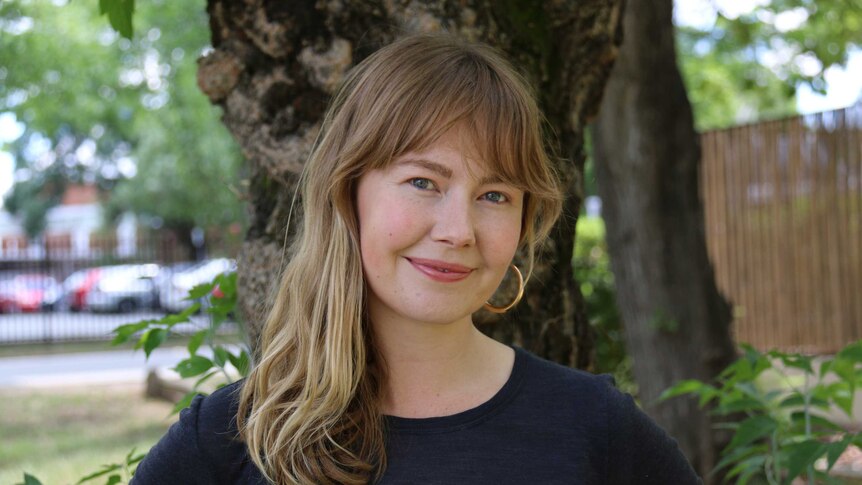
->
[17,272,249,485]
[662,342,862,484]
[573,216,633,393]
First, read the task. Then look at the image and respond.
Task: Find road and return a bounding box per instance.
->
[0,346,192,388]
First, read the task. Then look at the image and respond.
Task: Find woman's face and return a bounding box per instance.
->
[356,127,524,327]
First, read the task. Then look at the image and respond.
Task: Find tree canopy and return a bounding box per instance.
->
[0,0,245,239]
[677,0,862,130]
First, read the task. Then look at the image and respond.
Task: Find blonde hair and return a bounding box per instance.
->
[238,34,563,484]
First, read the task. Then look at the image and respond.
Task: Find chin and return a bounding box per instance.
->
[394,302,479,326]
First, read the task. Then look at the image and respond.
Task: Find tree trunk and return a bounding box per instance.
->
[199,1,622,366]
[591,0,737,480]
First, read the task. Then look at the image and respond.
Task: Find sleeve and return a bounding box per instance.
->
[131,394,214,485]
[602,378,703,485]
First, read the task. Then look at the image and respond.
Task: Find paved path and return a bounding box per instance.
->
[0,346,191,388]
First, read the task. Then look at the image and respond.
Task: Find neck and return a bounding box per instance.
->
[369,306,513,418]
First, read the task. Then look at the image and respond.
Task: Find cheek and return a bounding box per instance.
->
[357,192,424,268]
[479,215,522,266]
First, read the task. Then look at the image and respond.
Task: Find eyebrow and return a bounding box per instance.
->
[396,158,505,186]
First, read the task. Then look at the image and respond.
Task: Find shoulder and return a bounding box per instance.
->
[132,381,248,485]
[513,348,701,484]
[514,346,617,409]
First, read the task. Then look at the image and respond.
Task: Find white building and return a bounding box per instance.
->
[0,185,136,259]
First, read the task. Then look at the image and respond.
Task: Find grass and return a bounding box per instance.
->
[0,340,133,359]
[0,384,177,485]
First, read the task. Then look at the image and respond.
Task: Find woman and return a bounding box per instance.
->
[133,34,701,484]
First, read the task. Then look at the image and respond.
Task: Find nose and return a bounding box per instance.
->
[430,194,476,247]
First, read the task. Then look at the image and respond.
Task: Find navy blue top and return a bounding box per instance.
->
[132,346,701,484]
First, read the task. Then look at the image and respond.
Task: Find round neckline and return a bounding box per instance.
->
[384,345,527,434]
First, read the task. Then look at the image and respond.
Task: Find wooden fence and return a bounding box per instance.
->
[700,103,862,353]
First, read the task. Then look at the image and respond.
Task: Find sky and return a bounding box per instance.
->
[2,0,862,209]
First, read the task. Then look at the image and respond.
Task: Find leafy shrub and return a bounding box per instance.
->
[662,342,862,484]
[17,272,248,485]
[573,216,633,393]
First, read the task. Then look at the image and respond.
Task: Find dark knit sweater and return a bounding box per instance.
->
[132,346,701,484]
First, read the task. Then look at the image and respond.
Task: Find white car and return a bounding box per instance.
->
[85,264,160,313]
[158,258,236,313]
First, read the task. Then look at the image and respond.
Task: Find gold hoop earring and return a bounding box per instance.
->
[484,265,524,314]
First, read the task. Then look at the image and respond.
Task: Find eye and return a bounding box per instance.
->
[481,191,508,204]
[408,177,436,191]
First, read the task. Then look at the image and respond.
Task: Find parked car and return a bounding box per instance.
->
[85,264,161,313]
[62,267,103,312]
[0,276,19,313]
[152,261,198,310]
[0,274,62,313]
[159,258,235,313]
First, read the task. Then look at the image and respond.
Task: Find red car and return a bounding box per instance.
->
[62,268,103,312]
[0,274,61,313]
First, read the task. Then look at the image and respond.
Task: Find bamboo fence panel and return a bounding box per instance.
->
[700,103,862,353]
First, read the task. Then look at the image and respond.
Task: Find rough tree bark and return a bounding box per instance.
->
[591,0,737,480]
[197,1,622,367]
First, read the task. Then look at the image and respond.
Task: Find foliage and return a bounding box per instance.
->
[16,271,248,485]
[662,341,862,484]
[675,1,862,131]
[0,0,245,237]
[111,271,249,415]
[99,0,135,39]
[573,216,634,393]
[2,165,65,238]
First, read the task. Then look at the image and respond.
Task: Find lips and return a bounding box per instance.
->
[406,257,474,282]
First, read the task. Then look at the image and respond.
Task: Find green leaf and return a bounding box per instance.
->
[213,272,237,297]
[161,303,201,327]
[788,411,844,434]
[659,380,711,400]
[111,321,151,345]
[834,393,854,417]
[194,369,218,388]
[105,475,121,485]
[100,0,135,39]
[75,463,121,484]
[726,454,767,481]
[228,349,250,376]
[714,442,766,472]
[212,346,229,368]
[124,447,145,466]
[187,282,214,300]
[830,359,856,386]
[727,415,777,450]
[779,394,830,410]
[172,391,199,415]
[19,473,43,485]
[187,330,208,355]
[778,352,814,374]
[714,397,765,415]
[826,436,852,471]
[836,341,862,362]
[782,439,827,483]
[174,356,213,378]
[142,328,167,358]
[819,359,833,379]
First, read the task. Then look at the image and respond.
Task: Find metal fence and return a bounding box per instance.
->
[0,231,241,345]
[701,103,862,353]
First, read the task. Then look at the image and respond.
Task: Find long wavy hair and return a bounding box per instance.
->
[237,34,563,484]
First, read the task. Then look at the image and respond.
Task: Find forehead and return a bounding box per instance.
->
[389,127,505,184]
